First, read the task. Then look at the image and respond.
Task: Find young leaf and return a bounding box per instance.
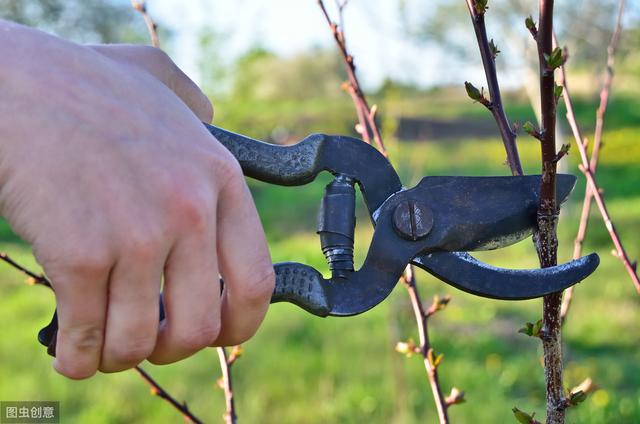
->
[545,47,564,70]
[518,319,542,337]
[554,83,564,102]
[522,121,536,135]
[464,81,483,101]
[489,39,500,59]
[475,0,489,15]
[512,407,534,424]
[532,319,543,336]
[525,16,536,31]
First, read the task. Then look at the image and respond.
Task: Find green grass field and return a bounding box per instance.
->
[0,118,638,422]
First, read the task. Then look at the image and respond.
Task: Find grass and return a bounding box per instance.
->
[0,125,639,423]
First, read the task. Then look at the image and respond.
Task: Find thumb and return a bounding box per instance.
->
[88,44,213,123]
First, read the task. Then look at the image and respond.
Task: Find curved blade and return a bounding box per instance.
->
[407,174,576,252]
[412,252,600,300]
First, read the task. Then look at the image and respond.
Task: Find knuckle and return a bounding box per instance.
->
[175,321,220,351]
[60,325,104,353]
[170,187,212,231]
[55,247,113,276]
[106,336,156,367]
[122,233,162,263]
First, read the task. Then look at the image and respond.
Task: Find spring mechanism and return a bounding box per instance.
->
[317,174,356,279]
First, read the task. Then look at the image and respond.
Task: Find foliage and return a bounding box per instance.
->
[0,0,152,43]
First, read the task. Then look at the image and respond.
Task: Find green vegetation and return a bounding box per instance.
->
[1,99,638,421]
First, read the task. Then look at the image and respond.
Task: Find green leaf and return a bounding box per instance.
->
[522,121,535,135]
[525,16,536,30]
[475,0,489,14]
[464,81,483,101]
[512,407,533,424]
[433,353,444,367]
[518,319,542,337]
[546,47,564,69]
[532,319,543,336]
[554,83,564,101]
[518,322,533,336]
[489,39,500,59]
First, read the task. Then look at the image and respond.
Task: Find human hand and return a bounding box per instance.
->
[0,20,275,379]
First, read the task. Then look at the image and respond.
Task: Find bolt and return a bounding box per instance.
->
[392,200,433,241]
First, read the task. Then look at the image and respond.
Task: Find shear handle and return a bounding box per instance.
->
[205,124,402,214]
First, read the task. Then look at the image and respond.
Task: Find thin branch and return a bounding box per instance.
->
[131,1,160,48]
[317,0,386,155]
[560,0,633,322]
[0,253,51,288]
[133,366,204,424]
[402,268,451,423]
[217,346,240,424]
[535,1,566,423]
[316,2,456,422]
[464,0,523,176]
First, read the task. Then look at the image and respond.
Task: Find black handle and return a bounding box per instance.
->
[38,262,331,357]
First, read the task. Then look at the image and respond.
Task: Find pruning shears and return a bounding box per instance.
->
[38,124,599,355]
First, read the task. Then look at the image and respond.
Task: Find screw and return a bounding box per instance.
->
[392,200,433,241]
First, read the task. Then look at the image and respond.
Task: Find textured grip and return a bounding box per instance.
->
[271,263,331,317]
[205,123,323,186]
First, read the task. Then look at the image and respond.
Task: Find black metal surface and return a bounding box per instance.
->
[318,175,356,275]
[392,200,434,241]
[413,252,600,300]
[205,124,402,215]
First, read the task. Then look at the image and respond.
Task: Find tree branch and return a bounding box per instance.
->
[131,1,160,48]
[317,2,458,422]
[464,0,523,176]
[217,346,240,424]
[0,253,51,288]
[401,268,452,423]
[133,366,204,424]
[317,0,386,155]
[560,0,635,323]
[535,1,566,423]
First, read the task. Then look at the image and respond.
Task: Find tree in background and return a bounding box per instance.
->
[1,0,153,43]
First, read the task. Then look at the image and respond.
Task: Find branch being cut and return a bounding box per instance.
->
[131,1,160,48]
[534,1,566,422]
[464,0,523,176]
[560,0,636,322]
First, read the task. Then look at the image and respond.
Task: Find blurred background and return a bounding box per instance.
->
[1,0,639,422]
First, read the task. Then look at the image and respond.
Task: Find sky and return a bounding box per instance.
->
[144,0,491,89]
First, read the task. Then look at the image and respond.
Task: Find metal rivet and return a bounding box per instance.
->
[392,200,434,241]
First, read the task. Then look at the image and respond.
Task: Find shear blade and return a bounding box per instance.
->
[412,252,600,300]
[402,174,576,252]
